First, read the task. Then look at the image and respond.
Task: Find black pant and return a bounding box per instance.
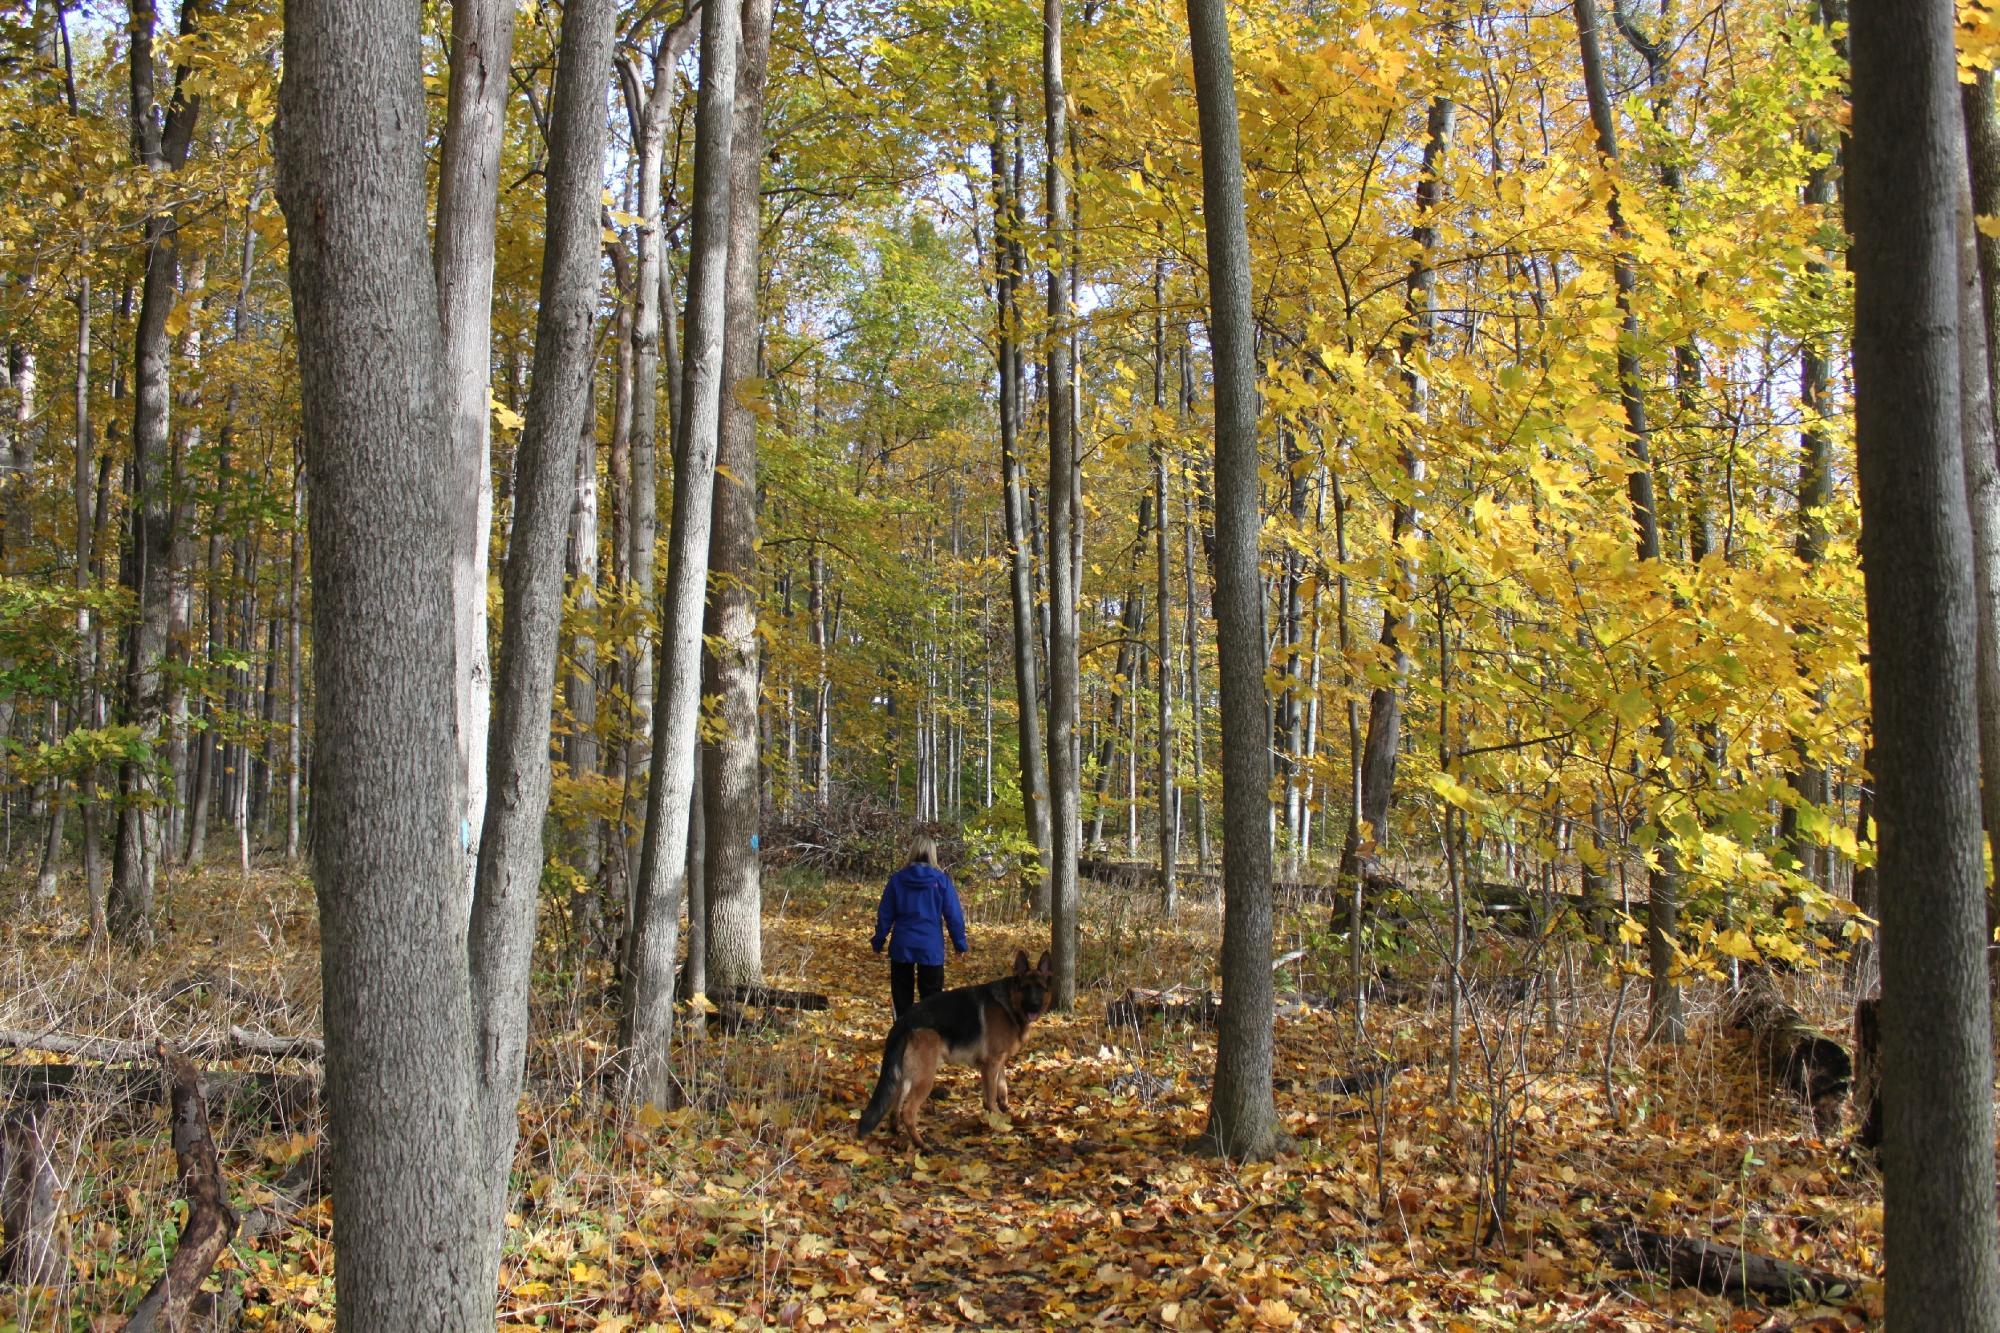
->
[891,961,945,1018]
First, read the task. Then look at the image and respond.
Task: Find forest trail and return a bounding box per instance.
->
[0,866,1882,1329]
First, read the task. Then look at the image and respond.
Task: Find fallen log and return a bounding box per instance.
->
[1106,987,1221,1029]
[0,1108,68,1288]
[0,1025,322,1063]
[0,1063,318,1129]
[119,1045,238,1332]
[1591,1221,1858,1305]
[719,985,828,1012]
[1315,1063,1404,1097]
[1726,969,1852,1132]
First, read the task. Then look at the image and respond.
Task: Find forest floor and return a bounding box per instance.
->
[0,858,1891,1330]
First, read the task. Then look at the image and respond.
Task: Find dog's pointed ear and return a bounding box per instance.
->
[1037,950,1053,976]
[1013,949,1031,976]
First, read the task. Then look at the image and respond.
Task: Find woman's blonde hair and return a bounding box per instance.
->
[907,834,938,866]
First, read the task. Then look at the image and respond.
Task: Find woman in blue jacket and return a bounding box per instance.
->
[872,835,969,1017]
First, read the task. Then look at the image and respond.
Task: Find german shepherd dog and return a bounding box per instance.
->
[857,949,1054,1149]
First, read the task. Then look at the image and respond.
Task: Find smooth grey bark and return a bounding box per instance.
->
[617,9,701,820]
[1044,0,1081,1009]
[111,0,201,942]
[1962,70,2000,922]
[568,408,603,893]
[467,0,615,1265]
[702,0,773,993]
[1181,344,1210,874]
[276,0,487,1312]
[434,0,517,904]
[987,82,1052,913]
[1850,2,2000,1325]
[1186,0,1280,1161]
[686,769,706,997]
[1575,0,1682,1042]
[621,0,739,1108]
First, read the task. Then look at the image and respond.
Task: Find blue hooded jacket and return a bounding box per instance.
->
[872,862,968,966]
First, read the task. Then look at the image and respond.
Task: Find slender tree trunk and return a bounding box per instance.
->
[617,12,701,834]
[1187,0,1280,1161]
[73,276,103,934]
[1340,85,1452,887]
[276,0,487,1311]
[1182,348,1210,874]
[1154,262,1177,910]
[285,458,302,863]
[1962,70,2000,942]
[1575,0,1682,1041]
[1044,0,1081,1008]
[433,0,516,901]
[988,83,1052,911]
[1782,41,1840,886]
[703,0,774,993]
[111,236,180,937]
[1850,3,2000,1324]
[112,0,203,940]
[568,406,603,895]
[621,0,740,1108]
[466,0,614,1260]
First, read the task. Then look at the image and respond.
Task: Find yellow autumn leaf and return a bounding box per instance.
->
[1714,928,1761,962]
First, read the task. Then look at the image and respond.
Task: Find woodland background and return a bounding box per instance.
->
[0,0,1986,1324]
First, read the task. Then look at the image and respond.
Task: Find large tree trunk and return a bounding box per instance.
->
[434,0,516,901]
[703,0,774,994]
[466,0,615,1265]
[276,0,488,1314]
[1574,0,1682,1042]
[1186,0,1280,1162]
[1044,0,1082,1009]
[1850,3,2000,1325]
[621,0,741,1108]
[987,83,1052,913]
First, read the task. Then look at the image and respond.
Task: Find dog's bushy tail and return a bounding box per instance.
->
[857,1023,910,1137]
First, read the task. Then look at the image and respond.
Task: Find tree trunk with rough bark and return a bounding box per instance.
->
[111,0,202,942]
[466,0,615,1261]
[621,0,740,1108]
[704,0,774,994]
[276,0,488,1312]
[1186,0,1281,1161]
[616,11,700,839]
[1575,0,1682,1042]
[1044,0,1081,1010]
[988,83,1052,914]
[1850,2,2000,1324]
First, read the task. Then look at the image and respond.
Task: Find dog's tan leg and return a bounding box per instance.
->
[900,1031,943,1151]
